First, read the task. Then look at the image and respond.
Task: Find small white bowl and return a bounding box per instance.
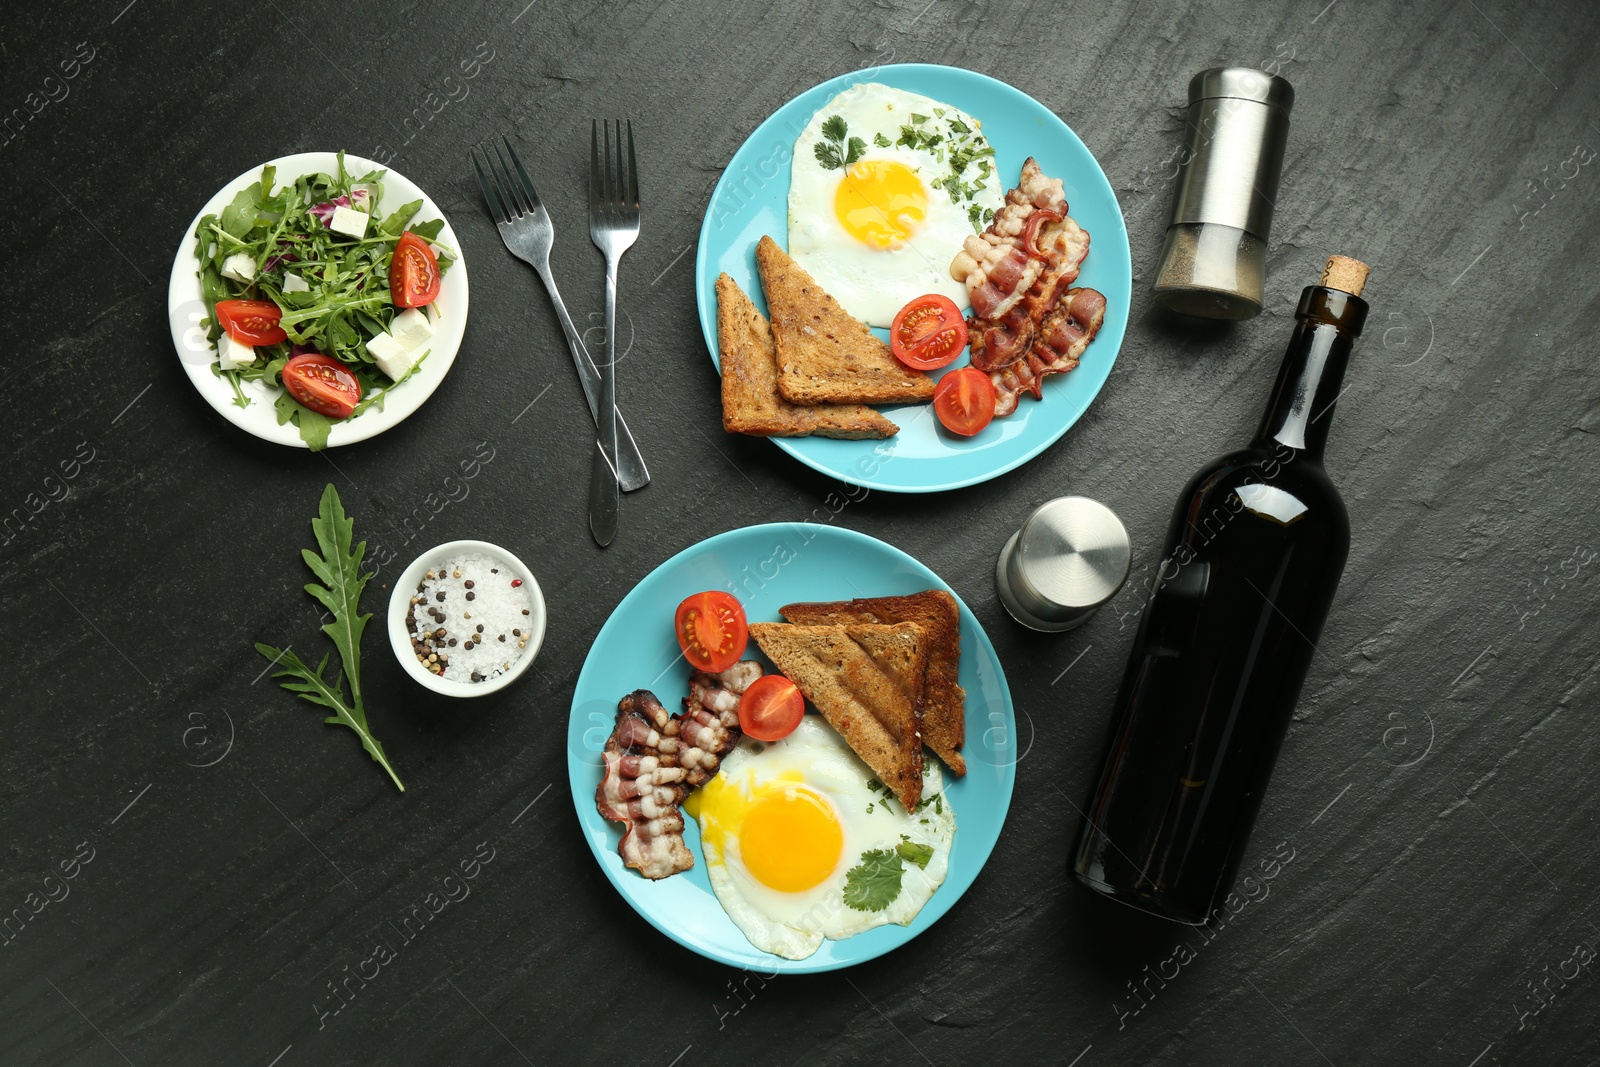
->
[388,539,547,697]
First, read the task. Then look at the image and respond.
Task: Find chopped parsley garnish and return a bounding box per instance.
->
[813,114,866,170]
[886,110,995,231]
[896,837,934,870]
[843,839,936,911]
[873,132,892,148]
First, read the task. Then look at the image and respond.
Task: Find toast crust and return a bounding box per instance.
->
[748,621,926,809]
[717,274,898,440]
[755,236,936,406]
[780,591,966,775]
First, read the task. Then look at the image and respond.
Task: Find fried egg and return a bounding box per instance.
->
[685,715,956,960]
[788,83,1003,328]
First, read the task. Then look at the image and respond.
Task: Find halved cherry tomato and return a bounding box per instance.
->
[890,294,968,371]
[282,353,361,420]
[738,674,805,742]
[674,591,748,674]
[389,232,441,308]
[933,366,996,436]
[215,299,287,346]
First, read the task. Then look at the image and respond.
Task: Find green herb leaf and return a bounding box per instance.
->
[843,848,905,912]
[844,136,867,167]
[220,183,262,238]
[896,837,934,870]
[873,132,891,148]
[379,199,423,236]
[408,218,445,242]
[273,391,333,451]
[813,140,845,170]
[947,117,971,135]
[254,485,403,792]
[910,112,929,125]
[821,115,848,143]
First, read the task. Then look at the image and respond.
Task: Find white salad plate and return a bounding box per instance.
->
[166,152,469,448]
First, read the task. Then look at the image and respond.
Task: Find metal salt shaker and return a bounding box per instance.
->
[996,497,1131,632]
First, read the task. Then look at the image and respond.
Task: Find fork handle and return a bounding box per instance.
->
[536,266,650,492]
[589,255,622,546]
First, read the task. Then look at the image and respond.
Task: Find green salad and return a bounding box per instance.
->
[192,152,454,449]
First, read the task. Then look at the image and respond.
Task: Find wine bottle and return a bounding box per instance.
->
[1073,256,1370,924]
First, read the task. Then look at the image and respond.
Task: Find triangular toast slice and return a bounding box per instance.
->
[748,621,926,810]
[755,236,936,406]
[779,591,966,776]
[716,273,898,439]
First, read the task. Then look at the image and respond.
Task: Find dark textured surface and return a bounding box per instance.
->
[3,0,1598,1064]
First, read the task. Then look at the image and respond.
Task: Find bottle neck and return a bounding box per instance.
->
[1254,286,1368,462]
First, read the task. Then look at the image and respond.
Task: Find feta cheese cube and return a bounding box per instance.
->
[366,331,416,380]
[282,272,309,293]
[217,334,256,371]
[390,308,434,351]
[329,205,369,239]
[221,253,255,283]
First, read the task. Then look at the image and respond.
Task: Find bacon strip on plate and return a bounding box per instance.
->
[594,662,762,880]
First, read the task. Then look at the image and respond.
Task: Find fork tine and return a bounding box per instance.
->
[501,136,543,210]
[471,148,510,225]
[603,120,615,205]
[613,119,626,207]
[589,120,601,209]
[489,142,529,216]
[624,120,639,205]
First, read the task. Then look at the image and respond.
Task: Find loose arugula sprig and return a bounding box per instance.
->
[255,484,404,792]
[814,114,867,170]
[192,151,455,449]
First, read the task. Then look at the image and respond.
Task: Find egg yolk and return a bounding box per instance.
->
[834,159,927,249]
[738,786,844,892]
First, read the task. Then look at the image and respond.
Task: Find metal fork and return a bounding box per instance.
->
[471,138,650,498]
[586,119,641,549]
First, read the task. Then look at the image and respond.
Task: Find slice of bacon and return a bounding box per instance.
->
[595,662,763,880]
[950,157,1068,321]
[968,215,1089,374]
[989,288,1106,416]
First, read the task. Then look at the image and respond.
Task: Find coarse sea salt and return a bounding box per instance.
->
[405,552,535,683]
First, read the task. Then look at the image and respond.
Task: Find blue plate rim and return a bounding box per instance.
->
[693,62,1132,494]
[565,521,1017,972]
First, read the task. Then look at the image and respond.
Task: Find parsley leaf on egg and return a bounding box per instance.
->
[896,837,935,870]
[947,116,971,135]
[843,849,905,912]
[873,132,891,148]
[910,112,929,124]
[813,115,866,170]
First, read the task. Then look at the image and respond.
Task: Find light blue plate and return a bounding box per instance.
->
[567,523,1017,972]
[695,63,1131,493]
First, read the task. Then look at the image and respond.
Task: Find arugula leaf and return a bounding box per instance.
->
[220,183,261,238]
[407,218,445,242]
[821,114,848,143]
[255,485,403,792]
[896,837,934,870]
[379,198,423,236]
[843,849,905,912]
[273,391,333,451]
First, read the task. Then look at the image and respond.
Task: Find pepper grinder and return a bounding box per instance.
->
[1151,67,1294,320]
[996,497,1131,632]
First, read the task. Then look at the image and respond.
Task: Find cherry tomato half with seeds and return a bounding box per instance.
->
[738,674,805,742]
[674,590,748,674]
[890,294,968,371]
[932,366,996,437]
[389,232,441,309]
[282,353,362,420]
[215,299,288,346]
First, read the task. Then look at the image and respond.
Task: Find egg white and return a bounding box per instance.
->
[787,83,1003,328]
[691,715,957,960]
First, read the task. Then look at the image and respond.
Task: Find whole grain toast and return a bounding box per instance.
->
[716,274,898,440]
[780,591,966,776]
[755,236,936,406]
[748,621,926,810]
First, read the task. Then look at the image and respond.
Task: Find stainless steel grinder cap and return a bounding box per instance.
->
[996,497,1131,632]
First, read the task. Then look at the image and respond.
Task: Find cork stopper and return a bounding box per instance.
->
[1320,255,1369,296]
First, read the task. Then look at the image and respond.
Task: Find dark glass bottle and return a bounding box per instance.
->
[1073,261,1369,924]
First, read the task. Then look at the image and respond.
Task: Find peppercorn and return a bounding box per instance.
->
[464,579,475,589]
[466,592,475,601]
[436,591,446,602]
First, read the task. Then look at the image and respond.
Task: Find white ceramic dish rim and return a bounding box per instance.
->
[166,151,470,448]
[386,539,547,697]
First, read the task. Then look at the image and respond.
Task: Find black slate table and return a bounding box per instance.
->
[4,1,1598,1064]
